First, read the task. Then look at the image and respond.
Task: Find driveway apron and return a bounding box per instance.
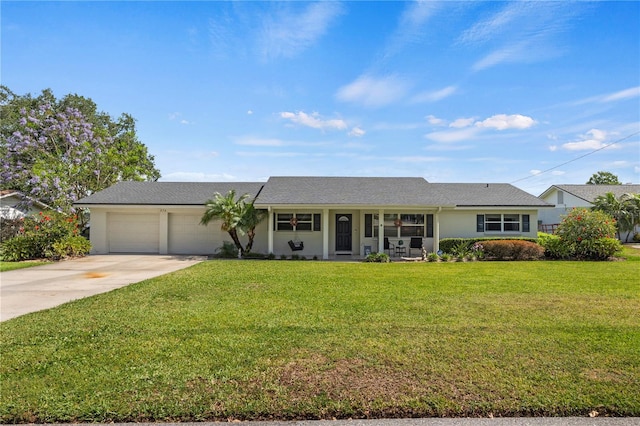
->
[0,254,206,321]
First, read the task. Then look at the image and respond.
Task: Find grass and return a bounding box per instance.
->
[0,260,50,272]
[1,248,639,422]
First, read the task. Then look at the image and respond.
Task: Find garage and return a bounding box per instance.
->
[108,213,159,253]
[168,213,220,255]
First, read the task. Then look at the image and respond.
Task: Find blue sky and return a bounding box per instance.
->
[3,1,639,195]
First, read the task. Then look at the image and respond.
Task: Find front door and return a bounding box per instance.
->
[335,214,352,251]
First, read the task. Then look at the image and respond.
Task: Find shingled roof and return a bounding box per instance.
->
[75,178,553,208]
[431,183,551,207]
[254,177,454,207]
[75,181,264,205]
[541,184,640,203]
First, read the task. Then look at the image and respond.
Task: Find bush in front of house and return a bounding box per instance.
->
[365,252,390,263]
[481,240,545,261]
[555,208,621,260]
[0,211,90,261]
[439,237,537,254]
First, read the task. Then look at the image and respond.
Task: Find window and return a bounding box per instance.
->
[485,214,502,231]
[477,214,527,233]
[503,214,520,231]
[276,213,317,231]
[400,214,425,237]
[364,214,373,237]
[557,191,564,205]
[376,213,432,238]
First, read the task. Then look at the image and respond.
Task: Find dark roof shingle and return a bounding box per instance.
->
[75,181,264,205]
[549,184,640,203]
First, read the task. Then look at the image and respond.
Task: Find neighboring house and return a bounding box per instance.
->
[538,184,640,232]
[75,177,551,259]
[0,190,50,220]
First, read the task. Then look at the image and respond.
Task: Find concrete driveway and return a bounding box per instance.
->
[0,254,206,322]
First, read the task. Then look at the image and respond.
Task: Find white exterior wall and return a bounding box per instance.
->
[439,209,540,239]
[539,189,592,225]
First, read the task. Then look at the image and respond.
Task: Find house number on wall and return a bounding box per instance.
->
[160,209,167,213]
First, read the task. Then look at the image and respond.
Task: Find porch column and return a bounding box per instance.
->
[267,207,274,255]
[322,208,329,259]
[434,207,441,253]
[378,209,385,253]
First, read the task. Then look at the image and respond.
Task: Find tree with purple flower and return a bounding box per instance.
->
[0,87,160,214]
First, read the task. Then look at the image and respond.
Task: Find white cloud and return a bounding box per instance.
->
[382,0,440,59]
[475,114,536,130]
[426,115,446,126]
[348,127,366,137]
[460,2,579,71]
[425,127,481,143]
[561,128,611,151]
[260,2,343,60]
[412,85,458,103]
[601,86,640,102]
[280,111,347,131]
[235,137,285,147]
[247,110,253,115]
[336,74,409,107]
[530,169,542,176]
[168,112,193,125]
[549,145,558,152]
[449,117,475,128]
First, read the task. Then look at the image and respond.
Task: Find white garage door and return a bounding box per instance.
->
[168,214,220,254]
[108,213,159,253]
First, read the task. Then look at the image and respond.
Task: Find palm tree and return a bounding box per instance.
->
[240,203,267,254]
[620,193,640,241]
[200,190,267,256]
[592,192,639,241]
[201,190,248,255]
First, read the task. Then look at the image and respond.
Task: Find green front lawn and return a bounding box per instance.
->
[0,260,50,272]
[1,253,639,422]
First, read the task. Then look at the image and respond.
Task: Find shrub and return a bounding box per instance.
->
[482,240,544,261]
[440,253,452,262]
[0,217,23,242]
[439,237,537,254]
[243,252,266,259]
[574,237,622,261]
[266,252,276,260]
[450,241,472,258]
[48,235,91,260]
[539,234,573,260]
[633,233,640,243]
[426,252,440,262]
[0,211,89,261]
[216,241,239,258]
[365,252,390,263]
[280,254,287,260]
[556,208,621,260]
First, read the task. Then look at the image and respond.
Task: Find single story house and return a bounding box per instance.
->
[75,177,551,259]
[538,184,640,232]
[0,190,51,220]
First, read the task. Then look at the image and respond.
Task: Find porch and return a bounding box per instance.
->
[265,208,440,260]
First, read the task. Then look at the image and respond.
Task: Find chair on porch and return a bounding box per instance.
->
[384,237,394,255]
[288,240,304,251]
[409,237,423,256]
